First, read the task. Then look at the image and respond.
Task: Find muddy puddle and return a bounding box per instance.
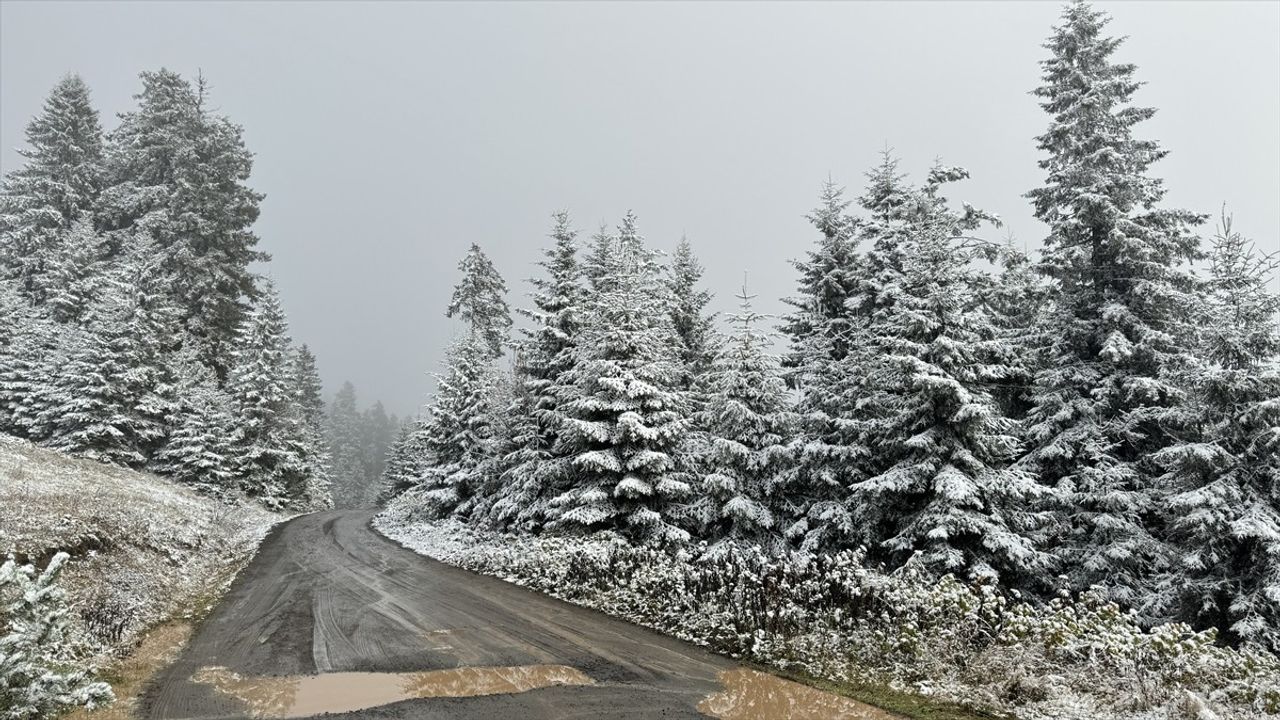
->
[698,668,901,720]
[191,664,594,718]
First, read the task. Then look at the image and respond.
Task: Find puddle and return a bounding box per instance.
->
[698,668,900,720]
[191,664,593,718]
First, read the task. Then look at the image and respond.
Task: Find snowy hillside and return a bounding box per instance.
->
[0,434,283,657]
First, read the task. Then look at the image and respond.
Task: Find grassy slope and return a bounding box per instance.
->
[0,434,282,656]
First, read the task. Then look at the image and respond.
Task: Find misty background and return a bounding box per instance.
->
[2,1,1277,418]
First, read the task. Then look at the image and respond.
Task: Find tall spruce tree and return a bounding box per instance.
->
[493,212,586,529]
[446,243,512,360]
[1023,1,1206,603]
[0,75,104,307]
[291,345,333,510]
[548,212,693,545]
[100,69,266,378]
[225,281,306,507]
[775,175,879,553]
[850,165,1048,583]
[667,237,718,393]
[695,284,791,551]
[414,335,496,517]
[1155,215,1280,647]
[327,381,365,508]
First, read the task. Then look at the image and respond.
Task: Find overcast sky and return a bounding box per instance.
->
[2,1,1277,418]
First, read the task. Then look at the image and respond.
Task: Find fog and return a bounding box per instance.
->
[3,1,1277,417]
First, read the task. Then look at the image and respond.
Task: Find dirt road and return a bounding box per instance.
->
[143,509,736,718]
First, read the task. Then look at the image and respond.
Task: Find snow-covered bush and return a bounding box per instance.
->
[376,510,1280,720]
[0,553,113,720]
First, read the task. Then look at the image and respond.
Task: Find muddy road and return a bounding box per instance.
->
[143,510,896,719]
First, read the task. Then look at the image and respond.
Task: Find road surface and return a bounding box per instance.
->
[143,509,739,719]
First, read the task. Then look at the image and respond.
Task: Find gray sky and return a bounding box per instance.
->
[3,1,1277,418]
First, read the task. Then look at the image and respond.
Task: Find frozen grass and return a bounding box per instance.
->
[0,434,284,659]
[376,498,1280,720]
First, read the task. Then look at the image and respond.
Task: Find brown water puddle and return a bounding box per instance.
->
[191,664,594,718]
[698,668,901,720]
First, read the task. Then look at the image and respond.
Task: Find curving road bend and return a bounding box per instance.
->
[143,509,734,719]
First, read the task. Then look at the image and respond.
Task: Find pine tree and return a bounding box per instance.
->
[446,243,512,360]
[0,75,104,307]
[414,335,496,517]
[41,241,177,467]
[695,284,791,552]
[493,212,586,529]
[380,419,426,502]
[360,401,395,503]
[850,165,1049,583]
[548,212,693,545]
[291,345,332,510]
[326,381,365,508]
[0,554,114,720]
[667,237,718,393]
[1023,1,1206,604]
[225,281,306,507]
[775,176,876,553]
[100,69,266,379]
[1155,214,1280,648]
[151,350,238,495]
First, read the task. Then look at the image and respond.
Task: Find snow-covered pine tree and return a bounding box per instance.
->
[151,350,238,496]
[0,74,104,308]
[774,176,873,553]
[548,212,693,545]
[291,344,333,510]
[1023,1,1206,604]
[695,283,791,552]
[1155,214,1280,649]
[0,553,114,720]
[492,211,586,530]
[667,237,718,394]
[360,401,395,502]
[40,240,177,467]
[446,243,512,360]
[326,381,366,508]
[380,418,426,502]
[43,219,109,325]
[100,69,266,379]
[225,280,307,507]
[413,335,496,518]
[0,281,57,439]
[850,164,1049,584]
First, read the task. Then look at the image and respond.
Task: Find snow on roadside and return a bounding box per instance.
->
[375,501,1280,720]
[0,434,284,659]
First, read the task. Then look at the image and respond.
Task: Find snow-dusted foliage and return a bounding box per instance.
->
[491,212,587,529]
[1022,0,1207,607]
[693,285,791,551]
[0,553,113,720]
[413,335,498,518]
[545,213,694,546]
[225,281,309,508]
[290,345,333,510]
[150,349,238,496]
[100,69,265,378]
[1154,214,1280,649]
[850,165,1049,586]
[0,74,104,310]
[0,70,327,510]
[447,243,513,360]
[666,237,718,395]
[377,513,1280,720]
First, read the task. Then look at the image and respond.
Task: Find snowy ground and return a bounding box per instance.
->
[0,434,284,659]
[376,498,1280,720]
